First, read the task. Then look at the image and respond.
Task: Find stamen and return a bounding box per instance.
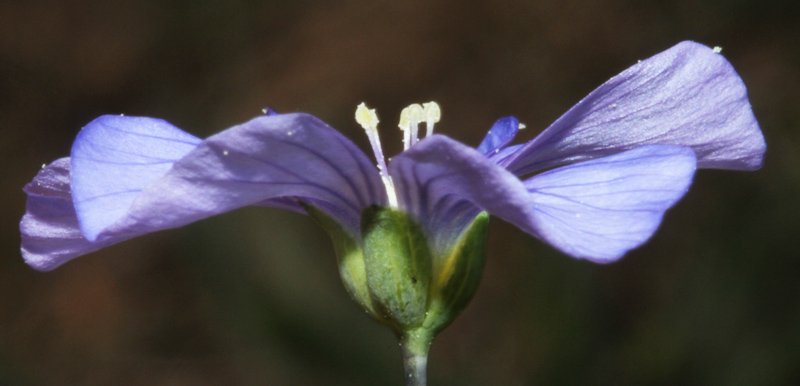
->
[398,104,424,149]
[422,102,440,138]
[355,102,398,207]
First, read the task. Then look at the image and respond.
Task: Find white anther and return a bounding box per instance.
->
[355,102,398,207]
[712,46,723,54]
[422,101,440,138]
[356,102,379,130]
[398,103,424,149]
[518,122,527,130]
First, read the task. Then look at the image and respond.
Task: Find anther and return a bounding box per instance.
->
[422,102,440,138]
[356,102,379,130]
[398,104,424,149]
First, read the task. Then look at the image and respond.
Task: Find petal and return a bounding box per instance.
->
[487,143,523,164]
[391,136,696,263]
[71,115,202,240]
[503,41,765,175]
[24,113,383,269]
[78,113,383,241]
[476,116,520,155]
[125,113,387,234]
[525,145,696,262]
[390,135,533,256]
[20,159,113,270]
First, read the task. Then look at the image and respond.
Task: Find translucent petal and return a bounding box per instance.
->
[71,115,202,240]
[391,136,696,263]
[22,113,384,269]
[524,145,696,262]
[390,135,531,257]
[20,159,113,270]
[503,41,765,175]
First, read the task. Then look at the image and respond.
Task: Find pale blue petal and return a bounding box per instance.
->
[71,115,202,240]
[503,41,765,175]
[391,136,696,262]
[20,159,114,270]
[390,135,532,257]
[77,113,383,243]
[525,145,696,262]
[23,113,384,269]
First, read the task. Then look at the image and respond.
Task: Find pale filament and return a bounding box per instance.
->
[355,103,398,208]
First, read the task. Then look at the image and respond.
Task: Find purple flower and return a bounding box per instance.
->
[20,41,765,272]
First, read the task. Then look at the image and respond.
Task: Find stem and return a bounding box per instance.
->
[400,329,433,386]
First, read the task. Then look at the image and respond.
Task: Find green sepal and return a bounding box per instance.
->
[308,204,489,341]
[423,211,489,334]
[304,204,377,316]
[361,206,432,330]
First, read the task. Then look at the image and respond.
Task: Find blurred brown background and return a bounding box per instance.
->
[1,0,798,385]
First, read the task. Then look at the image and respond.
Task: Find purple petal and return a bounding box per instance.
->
[71,115,202,240]
[23,113,383,270]
[20,159,114,270]
[487,143,523,164]
[95,113,382,235]
[477,116,520,155]
[390,135,533,256]
[391,136,696,263]
[503,41,765,175]
[525,145,696,262]
[81,113,382,239]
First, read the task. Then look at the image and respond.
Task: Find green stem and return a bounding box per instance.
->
[400,329,433,386]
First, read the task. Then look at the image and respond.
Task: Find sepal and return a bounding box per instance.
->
[311,205,489,338]
[305,204,377,316]
[361,206,432,330]
[423,211,489,334]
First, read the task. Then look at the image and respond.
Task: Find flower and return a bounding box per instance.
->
[19,41,766,377]
[20,40,764,270]
[20,41,764,337]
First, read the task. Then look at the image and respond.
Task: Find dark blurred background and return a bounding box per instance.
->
[1,0,798,385]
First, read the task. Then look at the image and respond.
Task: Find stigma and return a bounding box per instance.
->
[355,101,441,208]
